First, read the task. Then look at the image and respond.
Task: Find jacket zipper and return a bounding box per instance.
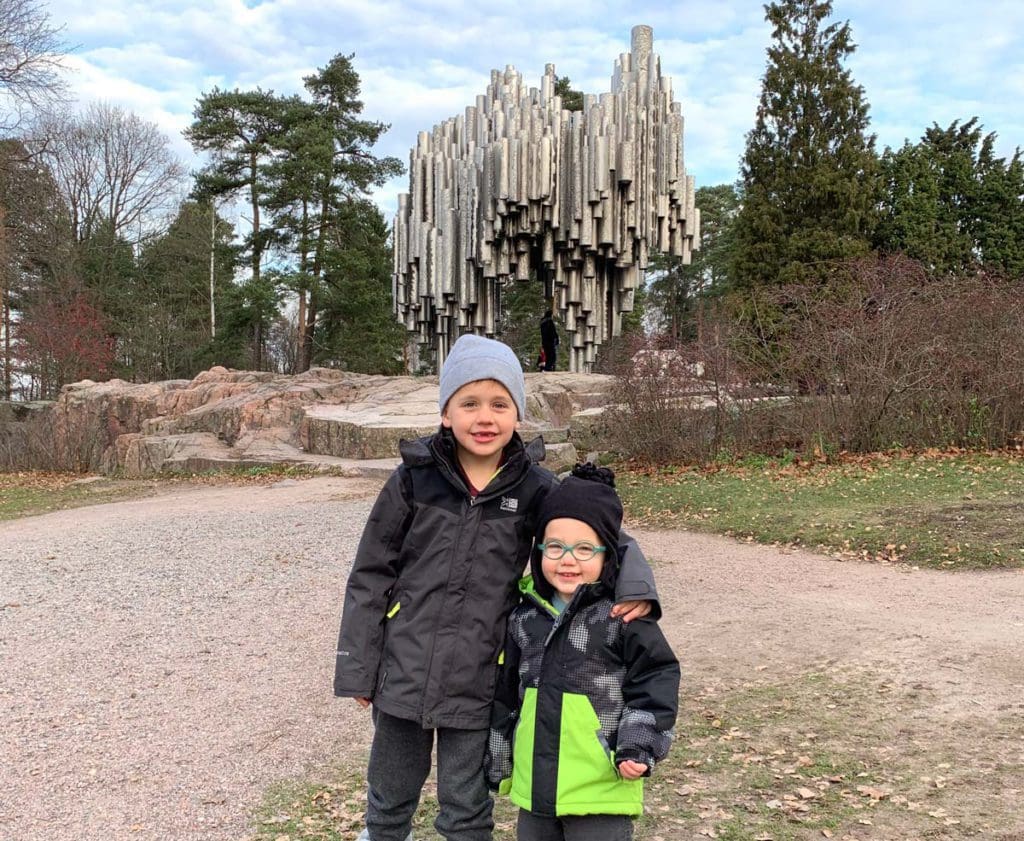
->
[416,435,533,723]
[523,585,592,648]
[420,494,474,723]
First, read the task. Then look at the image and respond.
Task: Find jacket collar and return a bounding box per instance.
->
[399,427,546,499]
[519,574,606,622]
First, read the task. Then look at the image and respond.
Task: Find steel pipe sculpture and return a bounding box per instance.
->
[393,25,699,372]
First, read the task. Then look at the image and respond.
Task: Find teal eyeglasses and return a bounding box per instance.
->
[537,540,607,561]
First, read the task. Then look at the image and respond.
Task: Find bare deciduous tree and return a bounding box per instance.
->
[0,0,67,134]
[39,102,187,244]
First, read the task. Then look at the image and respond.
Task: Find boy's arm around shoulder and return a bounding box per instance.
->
[333,467,413,699]
[615,530,662,620]
[615,618,680,775]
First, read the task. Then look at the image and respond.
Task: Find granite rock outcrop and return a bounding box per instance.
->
[1,367,618,477]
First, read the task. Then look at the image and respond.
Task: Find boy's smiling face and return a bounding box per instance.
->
[441,378,519,464]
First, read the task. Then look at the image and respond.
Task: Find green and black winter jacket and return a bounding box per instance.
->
[333,428,661,730]
[485,575,679,817]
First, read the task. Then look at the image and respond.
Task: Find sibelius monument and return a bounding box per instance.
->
[392,25,699,373]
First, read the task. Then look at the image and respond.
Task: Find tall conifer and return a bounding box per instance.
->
[733,0,877,290]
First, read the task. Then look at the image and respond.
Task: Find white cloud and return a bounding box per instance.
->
[35,0,1024,217]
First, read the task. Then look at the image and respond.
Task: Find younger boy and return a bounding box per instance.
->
[486,463,680,841]
[334,335,660,841]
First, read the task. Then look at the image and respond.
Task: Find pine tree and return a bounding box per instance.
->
[554,76,583,112]
[733,0,877,290]
[186,88,292,369]
[266,54,402,372]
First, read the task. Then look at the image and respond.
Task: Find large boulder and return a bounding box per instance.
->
[1,367,620,476]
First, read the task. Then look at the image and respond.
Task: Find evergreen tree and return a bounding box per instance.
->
[267,54,402,372]
[733,0,877,291]
[316,199,405,374]
[186,88,293,369]
[976,143,1024,277]
[498,274,550,369]
[77,220,138,376]
[554,76,584,112]
[0,139,75,397]
[134,201,238,379]
[876,119,1024,277]
[189,57,402,374]
[648,184,739,340]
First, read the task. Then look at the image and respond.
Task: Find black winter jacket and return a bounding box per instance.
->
[485,577,679,816]
[333,429,660,730]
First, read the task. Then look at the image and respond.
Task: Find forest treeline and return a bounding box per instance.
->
[2,0,405,399]
[2,0,1022,411]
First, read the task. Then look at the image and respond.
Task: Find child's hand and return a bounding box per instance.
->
[610,600,651,623]
[617,760,648,779]
[355,697,371,709]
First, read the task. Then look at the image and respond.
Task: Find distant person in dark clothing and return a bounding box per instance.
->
[539,310,559,371]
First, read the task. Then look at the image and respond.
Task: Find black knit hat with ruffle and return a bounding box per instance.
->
[531,463,623,600]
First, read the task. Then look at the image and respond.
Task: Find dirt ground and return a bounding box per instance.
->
[1,476,1022,841]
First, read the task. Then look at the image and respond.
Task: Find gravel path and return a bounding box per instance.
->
[2,477,1023,841]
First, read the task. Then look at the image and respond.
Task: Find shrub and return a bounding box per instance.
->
[609,256,1024,465]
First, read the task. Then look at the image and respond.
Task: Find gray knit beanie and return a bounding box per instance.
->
[439,334,526,420]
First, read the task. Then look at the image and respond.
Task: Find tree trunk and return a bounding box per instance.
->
[249,149,264,370]
[295,199,310,374]
[249,149,262,289]
[296,291,307,374]
[0,204,9,398]
[2,297,10,399]
[300,183,332,373]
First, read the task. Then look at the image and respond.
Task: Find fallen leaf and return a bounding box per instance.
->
[856,785,891,800]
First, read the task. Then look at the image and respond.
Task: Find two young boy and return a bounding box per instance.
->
[334,335,679,841]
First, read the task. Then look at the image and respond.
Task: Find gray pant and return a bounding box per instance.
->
[363,708,493,841]
[516,809,633,841]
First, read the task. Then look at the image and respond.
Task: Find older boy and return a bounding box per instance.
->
[334,334,659,841]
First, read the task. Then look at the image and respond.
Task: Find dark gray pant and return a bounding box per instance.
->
[364,708,493,841]
[516,809,633,841]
